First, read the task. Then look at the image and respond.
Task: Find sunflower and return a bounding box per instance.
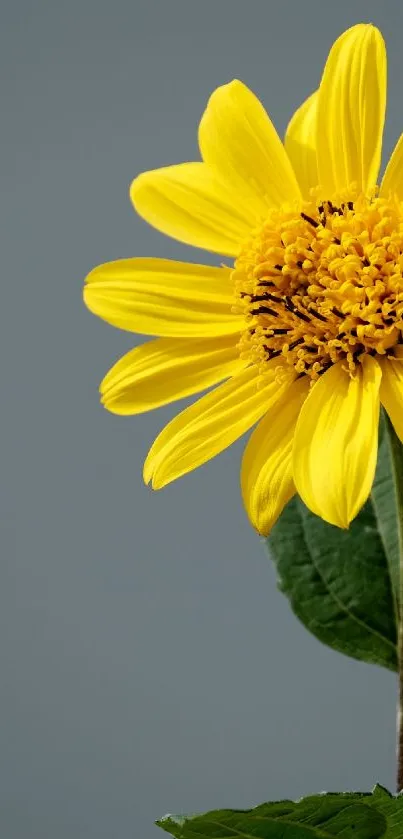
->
[84,23,403,534]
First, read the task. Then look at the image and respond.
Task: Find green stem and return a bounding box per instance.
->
[386,417,403,792]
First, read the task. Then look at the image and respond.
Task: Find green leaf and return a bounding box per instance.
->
[157,787,402,838]
[267,414,399,670]
[369,786,403,837]
[371,414,400,618]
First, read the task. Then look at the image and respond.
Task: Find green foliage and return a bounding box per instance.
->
[267,415,399,670]
[157,786,403,839]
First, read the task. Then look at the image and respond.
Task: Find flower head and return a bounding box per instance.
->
[84,23,403,533]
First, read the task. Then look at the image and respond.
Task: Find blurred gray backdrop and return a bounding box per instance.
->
[3,1,401,836]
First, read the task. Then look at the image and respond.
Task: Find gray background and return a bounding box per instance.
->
[3,1,401,836]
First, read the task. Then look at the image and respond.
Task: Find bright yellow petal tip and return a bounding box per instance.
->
[199,78,301,209]
[130,162,253,256]
[285,91,319,198]
[100,335,246,416]
[83,257,244,337]
[293,357,381,529]
[241,376,309,535]
[316,23,386,195]
[143,364,280,490]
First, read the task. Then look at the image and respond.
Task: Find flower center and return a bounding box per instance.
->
[234,192,403,380]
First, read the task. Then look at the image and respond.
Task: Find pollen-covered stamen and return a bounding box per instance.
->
[234,191,403,380]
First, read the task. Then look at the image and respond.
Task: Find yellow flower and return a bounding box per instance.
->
[84,23,403,534]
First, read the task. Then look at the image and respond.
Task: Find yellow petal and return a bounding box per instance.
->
[101,335,246,415]
[84,258,244,337]
[316,24,386,195]
[199,79,301,209]
[293,357,381,528]
[241,375,309,535]
[130,162,254,256]
[144,364,284,489]
[379,357,403,441]
[285,91,319,198]
[380,133,403,199]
